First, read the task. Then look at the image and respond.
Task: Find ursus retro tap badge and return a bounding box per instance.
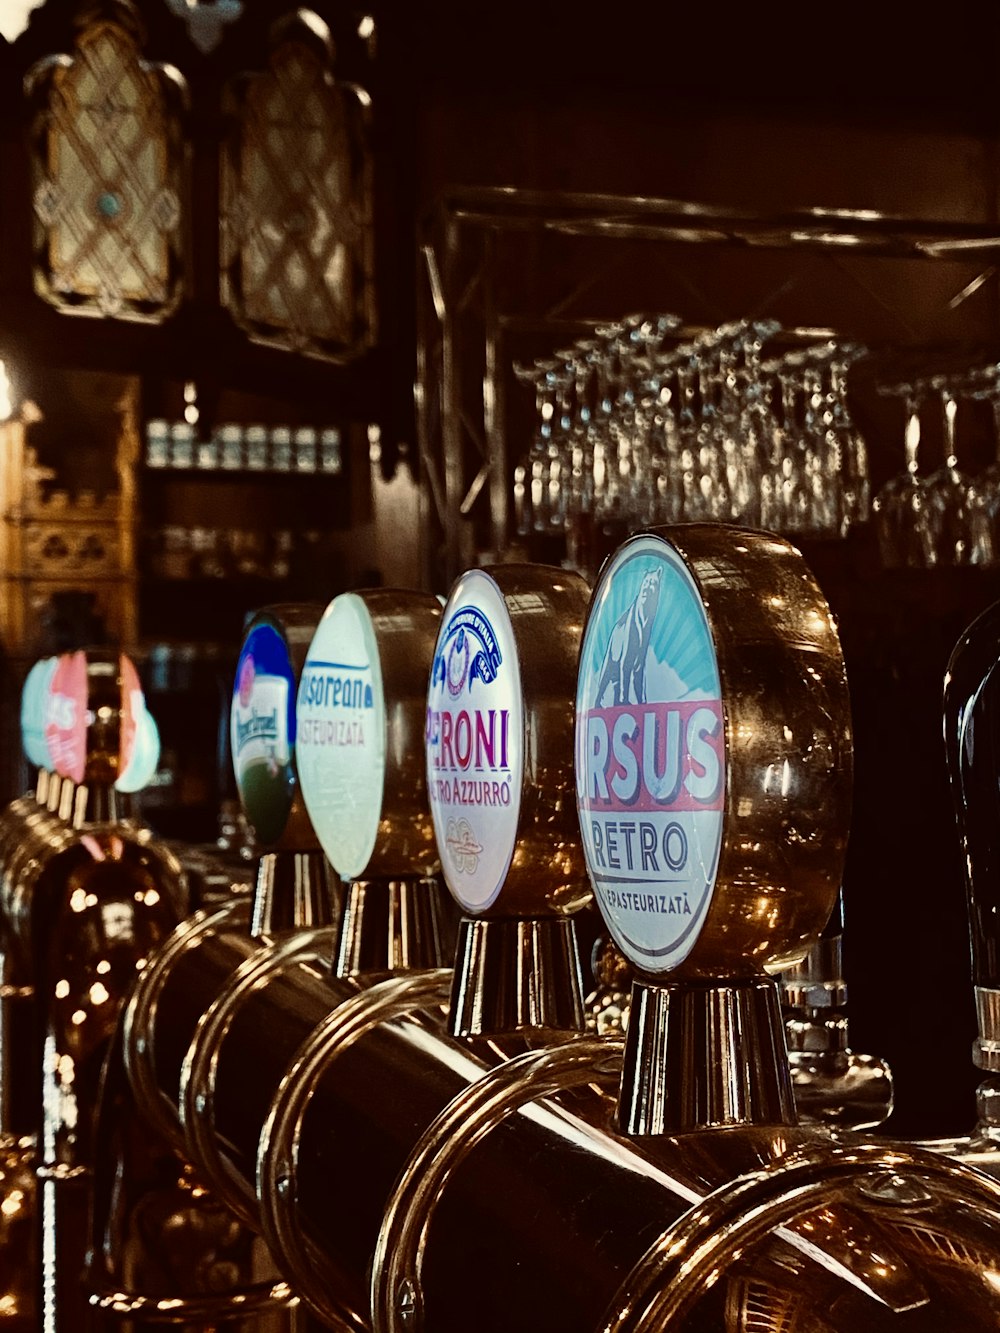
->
[576,533,725,972]
[426,569,523,913]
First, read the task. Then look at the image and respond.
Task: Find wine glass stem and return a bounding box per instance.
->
[943,393,958,469]
[905,400,921,477]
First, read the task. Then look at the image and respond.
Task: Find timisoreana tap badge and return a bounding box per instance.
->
[576,534,725,972]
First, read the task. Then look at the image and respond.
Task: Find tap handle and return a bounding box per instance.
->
[945,599,1000,1069]
[944,599,1000,992]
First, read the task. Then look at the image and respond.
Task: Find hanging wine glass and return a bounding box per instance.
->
[872,391,934,568]
[922,381,974,566]
[828,344,869,536]
[675,354,702,521]
[733,320,779,528]
[963,368,1000,568]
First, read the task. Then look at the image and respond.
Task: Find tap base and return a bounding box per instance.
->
[335,876,448,977]
[251,850,339,939]
[448,915,585,1038]
[618,974,796,1136]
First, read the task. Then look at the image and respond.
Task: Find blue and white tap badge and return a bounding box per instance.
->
[231,620,296,845]
[425,570,523,913]
[575,535,726,972]
[295,595,385,878]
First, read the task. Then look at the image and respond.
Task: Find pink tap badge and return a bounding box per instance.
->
[45,651,88,783]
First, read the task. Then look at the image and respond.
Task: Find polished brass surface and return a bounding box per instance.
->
[334,876,447,977]
[256,969,454,1329]
[354,589,444,879]
[250,848,340,939]
[448,564,592,919]
[178,925,338,1224]
[617,526,851,980]
[88,1280,298,1321]
[619,976,795,1135]
[122,899,251,1150]
[371,1034,623,1333]
[88,1017,299,1330]
[599,1141,1000,1333]
[122,911,1000,1333]
[447,915,585,1037]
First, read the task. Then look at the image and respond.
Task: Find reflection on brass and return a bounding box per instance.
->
[448,916,585,1038]
[599,1141,1000,1333]
[256,970,453,1329]
[371,1035,622,1333]
[88,1022,296,1330]
[725,1276,809,1333]
[619,976,795,1135]
[585,937,632,1039]
[123,900,250,1150]
[335,877,446,977]
[359,589,444,879]
[178,927,338,1225]
[0,1139,35,1326]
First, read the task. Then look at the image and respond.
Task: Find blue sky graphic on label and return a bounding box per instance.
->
[576,535,725,972]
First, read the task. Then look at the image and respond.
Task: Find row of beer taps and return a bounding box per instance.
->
[1,527,1000,1330]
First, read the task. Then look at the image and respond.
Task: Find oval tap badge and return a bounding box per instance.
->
[231,620,297,845]
[575,534,725,973]
[426,569,523,913]
[295,594,385,879]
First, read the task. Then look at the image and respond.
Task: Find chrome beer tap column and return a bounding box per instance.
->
[426,565,593,1037]
[780,889,894,1131]
[295,589,449,977]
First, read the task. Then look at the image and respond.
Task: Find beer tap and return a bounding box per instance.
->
[780,888,894,1130]
[426,564,593,1039]
[295,589,450,976]
[230,606,339,938]
[575,525,852,1134]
